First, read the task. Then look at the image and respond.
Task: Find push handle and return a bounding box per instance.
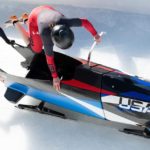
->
[87,32,106,66]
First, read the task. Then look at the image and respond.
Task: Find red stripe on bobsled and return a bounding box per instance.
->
[62,79,116,95]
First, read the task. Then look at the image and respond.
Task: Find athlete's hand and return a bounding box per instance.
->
[53,77,61,91]
[94,33,101,44]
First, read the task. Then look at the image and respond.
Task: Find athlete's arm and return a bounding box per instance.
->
[38,23,60,90]
[39,26,58,77]
[15,22,30,46]
[57,18,98,36]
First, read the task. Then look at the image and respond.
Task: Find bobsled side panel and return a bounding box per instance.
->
[8,82,105,119]
[101,72,150,126]
[102,72,150,102]
[74,64,110,88]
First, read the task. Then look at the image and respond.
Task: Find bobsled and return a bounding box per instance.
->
[0,29,150,138]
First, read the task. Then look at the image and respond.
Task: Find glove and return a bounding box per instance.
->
[94,33,101,44]
[53,77,61,91]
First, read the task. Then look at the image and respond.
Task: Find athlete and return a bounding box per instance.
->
[9,5,101,91]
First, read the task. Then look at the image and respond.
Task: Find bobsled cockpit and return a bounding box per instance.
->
[26,52,82,80]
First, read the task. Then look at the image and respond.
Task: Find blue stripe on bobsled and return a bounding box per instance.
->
[132,76,150,87]
[8,82,105,119]
[121,91,150,103]
[101,94,108,97]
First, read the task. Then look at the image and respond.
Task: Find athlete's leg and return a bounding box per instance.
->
[15,22,30,45]
[10,16,30,46]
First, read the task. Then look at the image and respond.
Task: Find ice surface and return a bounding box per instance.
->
[0,1,150,150]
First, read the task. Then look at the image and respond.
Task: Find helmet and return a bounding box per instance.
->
[51,25,74,49]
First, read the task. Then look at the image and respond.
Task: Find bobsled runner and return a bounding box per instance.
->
[0,28,150,138]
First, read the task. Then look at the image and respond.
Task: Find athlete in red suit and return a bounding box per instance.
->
[11,5,101,91]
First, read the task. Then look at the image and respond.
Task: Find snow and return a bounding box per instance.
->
[0,1,150,150]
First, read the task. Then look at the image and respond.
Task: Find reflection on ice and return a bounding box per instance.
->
[0,126,27,150]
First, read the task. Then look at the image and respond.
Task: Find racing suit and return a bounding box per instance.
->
[28,5,98,78]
